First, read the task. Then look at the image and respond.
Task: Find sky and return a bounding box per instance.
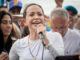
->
[19,0,80,16]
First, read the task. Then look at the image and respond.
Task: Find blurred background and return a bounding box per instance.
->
[20,0,80,16]
[0,0,80,16]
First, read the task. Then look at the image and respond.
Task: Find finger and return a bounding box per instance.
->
[1,52,8,60]
[0,52,6,58]
[2,54,9,60]
[37,25,46,34]
[3,55,9,60]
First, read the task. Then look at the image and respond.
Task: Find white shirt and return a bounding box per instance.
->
[63,29,80,55]
[73,28,80,34]
[9,32,64,60]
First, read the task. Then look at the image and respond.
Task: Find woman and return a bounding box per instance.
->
[0,11,13,60]
[9,3,64,60]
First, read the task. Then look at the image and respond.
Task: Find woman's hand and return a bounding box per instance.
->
[0,52,9,60]
[37,24,49,45]
[37,24,46,35]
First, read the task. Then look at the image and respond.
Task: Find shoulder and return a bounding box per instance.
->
[47,31,62,39]
[46,31,64,53]
[66,29,80,42]
[12,36,28,49]
[47,31,63,44]
[69,29,80,38]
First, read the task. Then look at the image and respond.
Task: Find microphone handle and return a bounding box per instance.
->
[39,32,45,46]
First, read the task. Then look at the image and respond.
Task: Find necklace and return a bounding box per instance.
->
[28,36,41,60]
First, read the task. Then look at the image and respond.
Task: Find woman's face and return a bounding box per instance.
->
[0,15,12,36]
[25,5,45,31]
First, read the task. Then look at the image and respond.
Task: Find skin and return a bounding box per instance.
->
[0,8,8,12]
[12,16,22,26]
[51,15,80,59]
[50,16,69,37]
[55,0,64,7]
[0,15,12,39]
[10,7,21,27]
[25,5,49,45]
[20,18,26,32]
[0,52,9,60]
[68,10,77,29]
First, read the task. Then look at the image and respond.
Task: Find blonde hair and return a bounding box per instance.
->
[12,23,21,40]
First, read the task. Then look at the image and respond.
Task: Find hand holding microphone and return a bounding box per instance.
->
[39,32,45,46]
[37,24,46,38]
[37,24,49,46]
[37,24,46,36]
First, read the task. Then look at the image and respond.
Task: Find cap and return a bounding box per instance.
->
[64,5,78,15]
[9,0,22,10]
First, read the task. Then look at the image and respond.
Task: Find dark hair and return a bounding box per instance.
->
[22,26,29,37]
[0,11,12,54]
[9,7,21,14]
[0,11,12,23]
[23,3,44,18]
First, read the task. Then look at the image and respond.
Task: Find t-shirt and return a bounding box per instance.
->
[9,32,64,60]
[63,29,80,55]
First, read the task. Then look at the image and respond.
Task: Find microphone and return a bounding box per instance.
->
[39,32,45,60]
[39,32,45,46]
[39,32,44,39]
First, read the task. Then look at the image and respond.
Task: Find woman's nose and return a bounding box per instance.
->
[7,23,12,28]
[35,15,39,18]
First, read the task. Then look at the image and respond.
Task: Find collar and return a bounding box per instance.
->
[63,29,71,39]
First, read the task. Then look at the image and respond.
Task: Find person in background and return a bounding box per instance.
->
[9,3,64,60]
[64,5,78,29]
[73,14,80,34]
[55,0,64,8]
[74,18,80,33]
[19,16,26,34]
[50,8,80,55]
[9,0,23,35]
[12,15,25,35]
[0,11,13,60]
[9,0,22,15]
[0,6,8,12]
[78,14,80,18]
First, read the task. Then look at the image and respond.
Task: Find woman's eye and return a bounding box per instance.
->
[9,21,12,24]
[1,21,7,24]
[38,13,42,16]
[38,12,43,16]
[1,20,12,24]
[29,12,34,16]
[30,14,34,16]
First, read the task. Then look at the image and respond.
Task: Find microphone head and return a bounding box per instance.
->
[39,32,43,34]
